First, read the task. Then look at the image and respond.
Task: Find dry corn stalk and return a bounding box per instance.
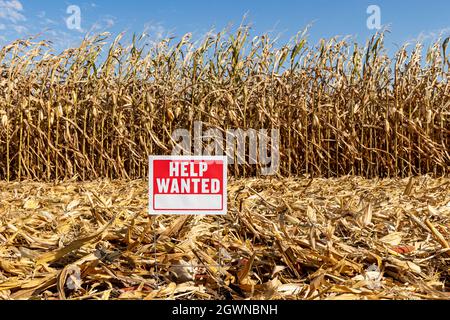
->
[0,30,448,181]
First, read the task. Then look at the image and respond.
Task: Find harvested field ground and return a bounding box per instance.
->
[0,176,449,300]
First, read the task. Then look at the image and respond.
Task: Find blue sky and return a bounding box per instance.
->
[1,0,450,51]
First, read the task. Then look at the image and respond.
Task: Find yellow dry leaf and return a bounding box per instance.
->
[0,278,25,291]
[326,293,361,300]
[20,276,55,289]
[379,232,403,246]
[156,282,177,297]
[307,206,317,224]
[37,212,118,265]
[277,283,302,296]
[23,199,40,210]
[1,114,7,127]
[66,199,80,211]
[405,261,422,274]
[427,205,440,216]
[361,203,373,226]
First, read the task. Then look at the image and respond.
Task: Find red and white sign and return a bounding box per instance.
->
[149,156,227,215]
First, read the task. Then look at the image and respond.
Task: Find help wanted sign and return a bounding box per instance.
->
[149,156,227,215]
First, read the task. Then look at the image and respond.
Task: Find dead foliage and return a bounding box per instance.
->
[0,176,449,300]
[0,29,449,181]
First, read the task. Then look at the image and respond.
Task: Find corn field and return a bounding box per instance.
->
[0,29,449,181]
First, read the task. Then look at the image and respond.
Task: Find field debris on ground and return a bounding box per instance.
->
[0,176,449,300]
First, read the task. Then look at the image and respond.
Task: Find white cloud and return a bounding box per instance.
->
[143,22,172,45]
[36,11,46,19]
[90,15,116,32]
[44,18,57,25]
[0,0,26,23]
[34,28,84,52]
[0,23,5,30]
[104,18,115,28]
[12,24,26,33]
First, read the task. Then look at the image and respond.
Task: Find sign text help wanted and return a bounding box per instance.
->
[149,156,227,215]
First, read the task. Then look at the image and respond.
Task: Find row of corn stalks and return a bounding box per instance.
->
[0,28,449,181]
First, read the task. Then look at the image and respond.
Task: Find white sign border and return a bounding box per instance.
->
[149,155,228,215]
